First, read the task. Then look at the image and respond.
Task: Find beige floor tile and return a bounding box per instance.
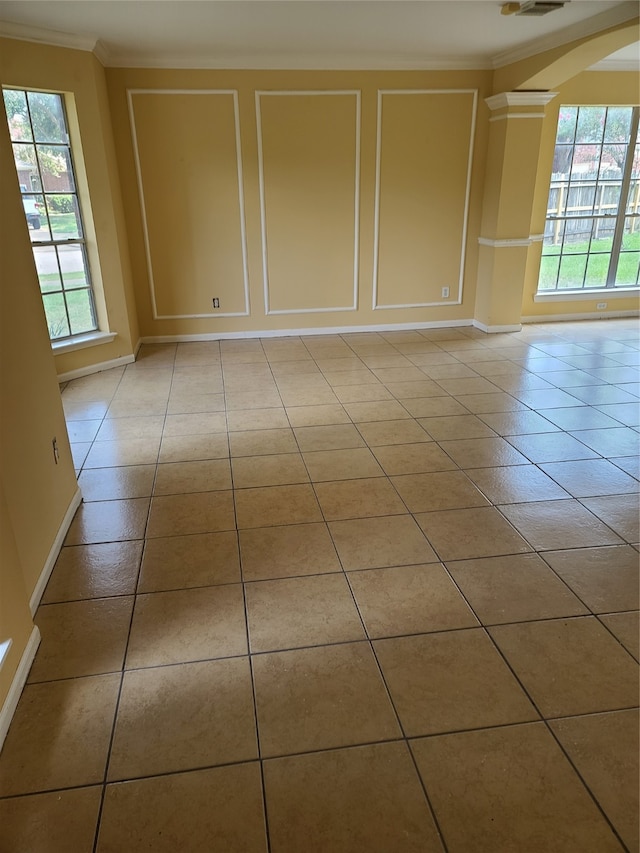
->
[539,459,639,498]
[439,437,530,468]
[95,415,165,441]
[231,453,309,487]
[229,428,297,457]
[263,743,443,853]
[329,515,438,570]
[465,464,571,503]
[411,723,623,853]
[226,408,289,430]
[372,442,456,475]
[253,642,401,757]
[343,400,412,422]
[570,426,640,457]
[303,447,384,481]
[0,787,102,853]
[66,419,103,442]
[246,573,365,652]
[355,418,431,445]
[225,389,283,410]
[419,414,496,440]
[402,397,469,418]
[163,412,227,436]
[314,478,406,520]
[278,386,338,407]
[167,391,226,414]
[349,563,477,637]
[391,471,490,512]
[42,541,143,603]
[235,484,322,528]
[375,629,537,736]
[435,376,501,396]
[63,400,109,420]
[334,383,394,403]
[506,431,599,463]
[65,498,149,545]
[285,403,351,427]
[499,500,624,551]
[30,597,133,682]
[323,369,379,387]
[138,530,240,592]
[158,433,229,462]
[384,380,446,399]
[153,458,232,494]
[581,494,640,542]
[477,410,560,435]
[126,584,247,668]
[83,437,161,468]
[446,553,588,624]
[489,616,639,717]
[239,522,340,580]
[371,366,430,384]
[454,392,526,414]
[97,764,267,853]
[550,709,639,852]
[415,506,532,561]
[600,611,639,660]
[108,657,257,780]
[293,423,365,451]
[106,398,168,418]
[542,545,639,613]
[78,465,156,501]
[146,491,235,538]
[0,675,120,796]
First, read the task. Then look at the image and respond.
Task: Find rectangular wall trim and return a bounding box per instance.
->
[0,626,40,753]
[373,89,477,311]
[255,90,361,315]
[127,89,250,319]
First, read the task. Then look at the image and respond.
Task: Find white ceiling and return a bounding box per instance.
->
[0,0,637,70]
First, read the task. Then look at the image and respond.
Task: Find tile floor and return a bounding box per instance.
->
[0,319,639,852]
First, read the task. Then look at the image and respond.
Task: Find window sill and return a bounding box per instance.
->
[534,288,639,303]
[51,331,117,355]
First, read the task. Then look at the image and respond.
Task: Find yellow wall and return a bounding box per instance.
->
[0,38,139,374]
[0,105,78,712]
[107,68,493,336]
[522,70,640,320]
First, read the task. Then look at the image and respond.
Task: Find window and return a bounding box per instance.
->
[538,105,640,293]
[3,89,98,340]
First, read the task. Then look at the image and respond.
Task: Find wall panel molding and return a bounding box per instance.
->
[128,89,250,319]
[256,90,361,315]
[373,89,477,311]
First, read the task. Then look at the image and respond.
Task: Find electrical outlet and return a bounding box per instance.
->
[596,302,607,310]
[52,437,59,464]
[441,287,450,299]
[212,298,220,309]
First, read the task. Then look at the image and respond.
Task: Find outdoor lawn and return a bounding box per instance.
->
[539,232,640,290]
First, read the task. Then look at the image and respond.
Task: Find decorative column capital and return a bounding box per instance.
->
[485,92,559,111]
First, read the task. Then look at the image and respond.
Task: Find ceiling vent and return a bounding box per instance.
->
[501,1,568,15]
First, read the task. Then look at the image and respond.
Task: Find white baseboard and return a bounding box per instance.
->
[522,309,640,324]
[473,320,522,334]
[57,354,135,383]
[29,487,82,616]
[0,626,40,753]
[140,317,476,344]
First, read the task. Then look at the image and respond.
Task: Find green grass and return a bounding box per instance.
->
[43,288,96,339]
[49,213,81,237]
[539,233,640,290]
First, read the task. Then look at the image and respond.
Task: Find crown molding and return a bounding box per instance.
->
[587,56,639,71]
[491,1,639,69]
[102,51,492,71]
[0,19,97,52]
